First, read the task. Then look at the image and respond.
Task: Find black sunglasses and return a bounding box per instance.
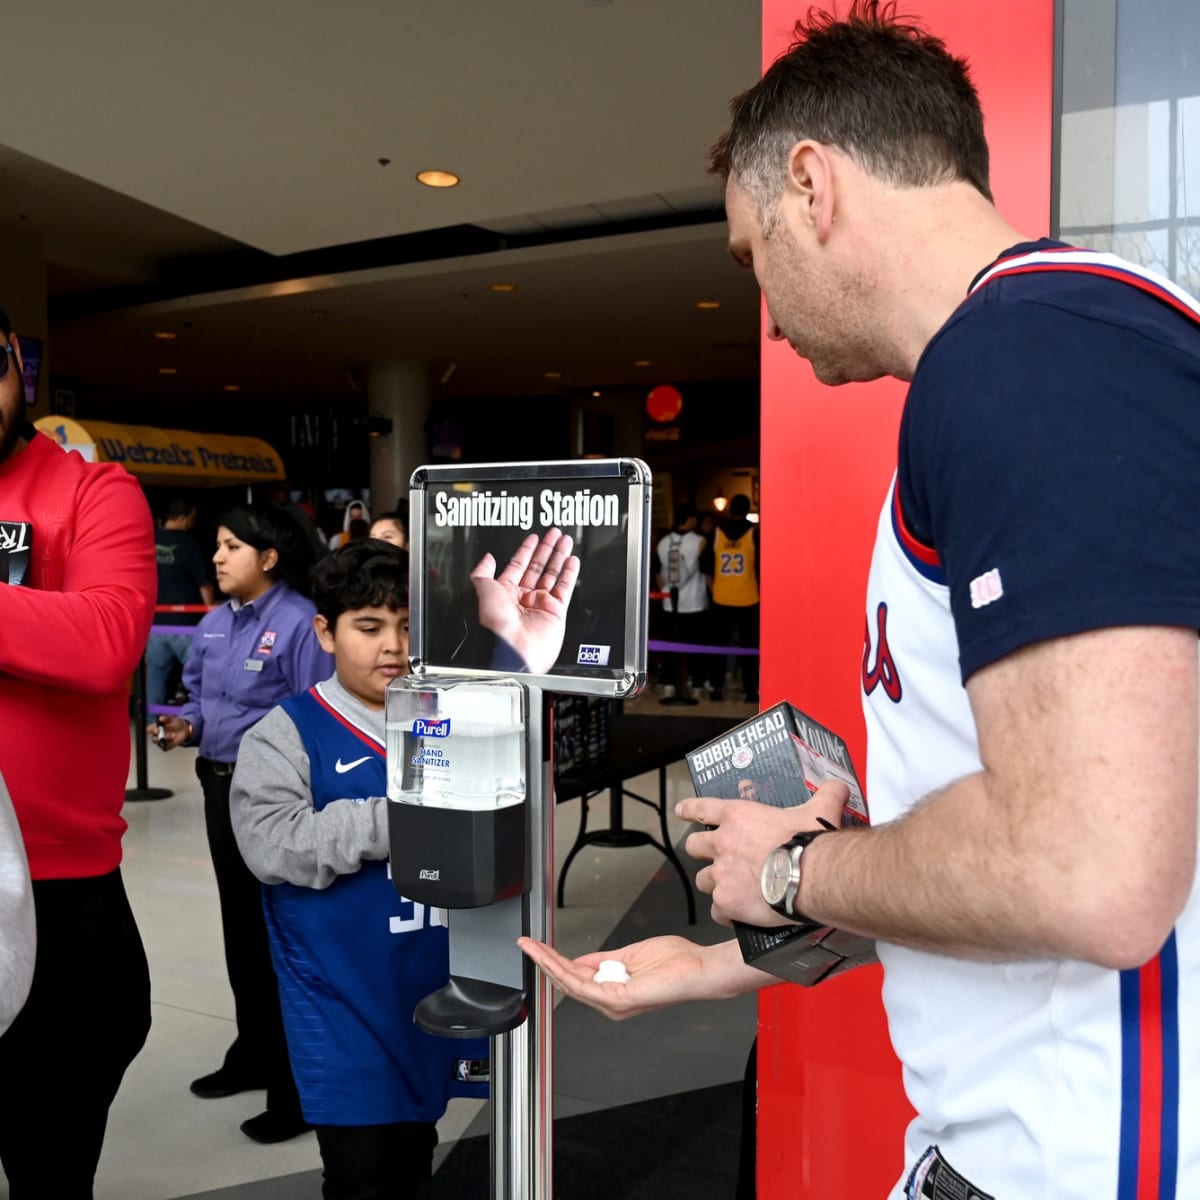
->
[0,345,15,381]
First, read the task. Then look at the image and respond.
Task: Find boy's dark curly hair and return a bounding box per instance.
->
[310,539,410,629]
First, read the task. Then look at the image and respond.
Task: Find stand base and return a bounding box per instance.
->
[125,788,173,802]
[416,976,527,1039]
[584,829,657,850]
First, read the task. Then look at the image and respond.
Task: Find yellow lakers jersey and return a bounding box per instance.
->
[712,526,758,606]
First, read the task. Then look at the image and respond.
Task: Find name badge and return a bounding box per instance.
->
[243,659,264,673]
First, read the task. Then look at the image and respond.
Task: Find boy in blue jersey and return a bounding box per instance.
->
[231,540,487,1200]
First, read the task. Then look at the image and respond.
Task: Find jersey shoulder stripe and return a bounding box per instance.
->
[971,248,1200,328]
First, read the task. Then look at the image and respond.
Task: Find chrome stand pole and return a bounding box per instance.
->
[491,690,554,1199]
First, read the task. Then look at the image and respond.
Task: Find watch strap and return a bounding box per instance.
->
[766,826,830,920]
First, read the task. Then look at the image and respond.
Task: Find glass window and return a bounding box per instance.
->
[1057,0,1200,292]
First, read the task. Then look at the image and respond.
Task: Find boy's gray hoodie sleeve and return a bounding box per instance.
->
[0,771,34,1037]
[230,707,390,890]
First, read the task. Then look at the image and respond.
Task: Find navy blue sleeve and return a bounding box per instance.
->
[900,285,1200,681]
[489,637,529,673]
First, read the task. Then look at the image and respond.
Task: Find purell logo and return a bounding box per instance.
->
[576,643,611,666]
[413,718,451,737]
[418,869,440,881]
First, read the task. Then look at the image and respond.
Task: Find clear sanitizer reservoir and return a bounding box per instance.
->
[386,675,529,910]
[386,675,526,810]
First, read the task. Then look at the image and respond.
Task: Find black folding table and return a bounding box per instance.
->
[554,713,740,925]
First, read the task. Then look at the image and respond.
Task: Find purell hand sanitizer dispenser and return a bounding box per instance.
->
[397,459,653,1200]
[387,674,537,1037]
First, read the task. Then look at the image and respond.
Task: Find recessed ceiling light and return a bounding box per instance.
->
[417,169,460,188]
[591,390,602,398]
[158,367,177,375]
[153,331,177,340]
[696,300,721,309]
[223,384,241,392]
[634,359,652,367]
[489,283,517,293]
[544,370,562,379]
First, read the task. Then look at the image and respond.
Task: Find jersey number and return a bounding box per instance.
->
[719,552,745,575]
[389,897,447,935]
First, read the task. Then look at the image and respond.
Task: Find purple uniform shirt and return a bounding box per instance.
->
[178,583,332,763]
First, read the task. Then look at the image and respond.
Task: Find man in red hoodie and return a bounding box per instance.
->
[0,307,156,1196]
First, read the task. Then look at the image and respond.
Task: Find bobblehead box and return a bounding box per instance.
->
[685,702,877,986]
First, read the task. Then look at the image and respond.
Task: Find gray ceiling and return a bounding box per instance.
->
[0,0,764,406]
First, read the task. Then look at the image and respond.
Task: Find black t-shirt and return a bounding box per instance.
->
[153,527,209,626]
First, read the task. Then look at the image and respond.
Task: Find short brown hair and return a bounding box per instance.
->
[710,1,991,215]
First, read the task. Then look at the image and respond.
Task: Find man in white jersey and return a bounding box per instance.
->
[520,4,1200,1197]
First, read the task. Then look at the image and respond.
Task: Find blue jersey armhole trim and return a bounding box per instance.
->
[889,492,946,585]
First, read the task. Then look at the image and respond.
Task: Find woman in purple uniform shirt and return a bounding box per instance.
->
[153,504,332,1145]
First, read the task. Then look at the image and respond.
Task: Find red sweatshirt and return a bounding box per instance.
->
[0,431,155,879]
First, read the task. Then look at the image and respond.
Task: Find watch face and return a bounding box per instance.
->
[762,847,793,906]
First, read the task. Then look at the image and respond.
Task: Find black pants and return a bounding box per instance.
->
[196,757,302,1120]
[709,602,760,699]
[315,1121,437,1200]
[0,870,151,1199]
[736,1037,757,1199]
[658,608,719,693]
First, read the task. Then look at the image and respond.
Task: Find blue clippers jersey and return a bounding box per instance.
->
[265,684,488,1126]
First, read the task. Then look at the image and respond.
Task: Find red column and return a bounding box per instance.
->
[756,2,1053,1193]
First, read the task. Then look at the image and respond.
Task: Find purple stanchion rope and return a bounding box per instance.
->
[648,640,758,656]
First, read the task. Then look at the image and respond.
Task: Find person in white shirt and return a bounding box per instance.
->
[655,502,709,699]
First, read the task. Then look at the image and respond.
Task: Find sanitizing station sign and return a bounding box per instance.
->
[409,458,651,698]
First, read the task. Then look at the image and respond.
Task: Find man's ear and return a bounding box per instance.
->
[313,612,336,654]
[9,333,23,374]
[784,140,836,242]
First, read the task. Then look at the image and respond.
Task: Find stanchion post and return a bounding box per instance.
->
[126,649,173,803]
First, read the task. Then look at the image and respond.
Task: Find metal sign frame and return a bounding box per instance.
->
[409,457,651,698]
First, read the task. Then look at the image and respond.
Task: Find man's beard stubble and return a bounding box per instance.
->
[0,394,27,464]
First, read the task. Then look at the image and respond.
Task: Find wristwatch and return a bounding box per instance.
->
[760,829,828,920]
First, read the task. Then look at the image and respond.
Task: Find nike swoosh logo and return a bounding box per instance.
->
[334,756,372,774]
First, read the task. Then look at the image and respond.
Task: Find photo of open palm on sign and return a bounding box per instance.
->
[469,527,581,674]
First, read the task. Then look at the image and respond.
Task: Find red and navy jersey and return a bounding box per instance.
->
[863,245,1200,1199]
[265,684,488,1126]
[898,239,1200,683]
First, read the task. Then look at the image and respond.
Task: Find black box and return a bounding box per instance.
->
[685,702,876,986]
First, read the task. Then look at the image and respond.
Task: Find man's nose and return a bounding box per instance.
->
[766,318,786,342]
